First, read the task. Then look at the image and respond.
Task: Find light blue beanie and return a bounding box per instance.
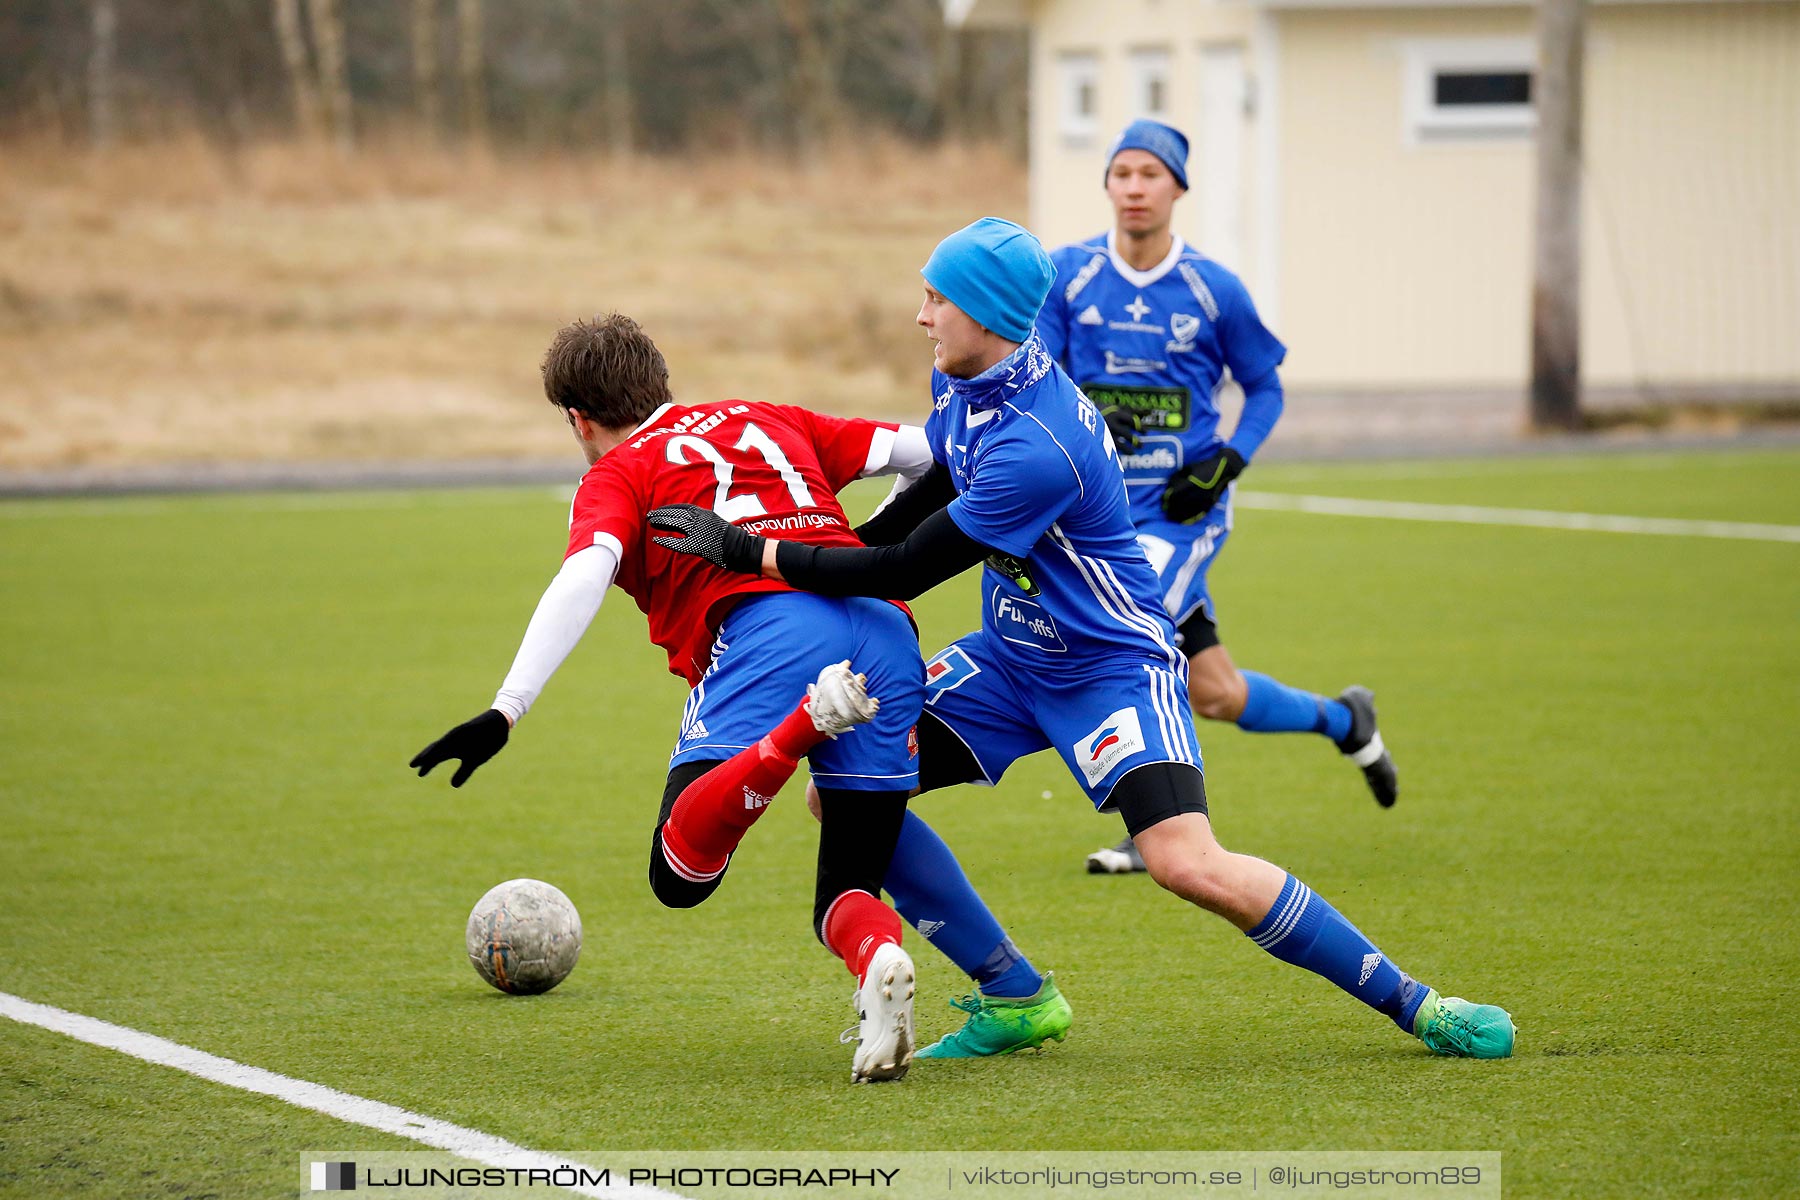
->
[920,217,1054,345]
[1106,119,1190,190]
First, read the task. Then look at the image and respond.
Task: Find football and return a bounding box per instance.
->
[464,878,583,995]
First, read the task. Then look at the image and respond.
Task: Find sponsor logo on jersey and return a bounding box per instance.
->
[1064,253,1106,303]
[743,787,772,811]
[1120,445,1180,473]
[1073,707,1148,788]
[1081,383,1191,431]
[742,511,841,536]
[1076,304,1104,326]
[992,590,1066,653]
[924,645,982,704]
[1359,953,1382,986]
[1178,263,1221,320]
[1103,351,1169,374]
[1107,295,1164,333]
[1167,311,1201,353]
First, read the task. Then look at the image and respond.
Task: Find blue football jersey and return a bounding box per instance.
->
[1036,232,1286,522]
[923,334,1184,674]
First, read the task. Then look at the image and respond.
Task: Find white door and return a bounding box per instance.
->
[1197,45,1247,271]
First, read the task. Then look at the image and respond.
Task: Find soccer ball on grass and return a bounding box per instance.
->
[465,878,582,994]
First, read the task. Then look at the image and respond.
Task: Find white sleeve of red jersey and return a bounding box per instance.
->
[863,425,934,521]
[491,540,620,725]
[859,424,932,482]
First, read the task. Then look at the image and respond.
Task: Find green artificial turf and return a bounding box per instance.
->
[2,450,1796,1197]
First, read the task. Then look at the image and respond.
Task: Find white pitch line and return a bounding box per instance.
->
[0,991,683,1200]
[1237,491,1800,544]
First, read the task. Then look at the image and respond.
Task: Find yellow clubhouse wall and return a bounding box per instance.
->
[1025,1,1800,393]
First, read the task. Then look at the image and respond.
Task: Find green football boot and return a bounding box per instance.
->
[914,974,1072,1059]
[1412,989,1516,1059]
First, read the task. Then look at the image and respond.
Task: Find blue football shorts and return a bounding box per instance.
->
[919,626,1202,810]
[1132,486,1234,642]
[670,591,924,791]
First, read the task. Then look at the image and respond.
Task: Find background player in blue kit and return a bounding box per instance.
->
[652,218,1515,1062]
[1037,120,1398,875]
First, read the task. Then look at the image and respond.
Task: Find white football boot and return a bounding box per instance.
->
[807,660,880,737]
[842,942,915,1083]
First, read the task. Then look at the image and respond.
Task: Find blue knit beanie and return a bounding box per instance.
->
[1106,119,1189,190]
[920,217,1054,345]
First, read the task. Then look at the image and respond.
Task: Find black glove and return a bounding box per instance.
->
[1161,447,1246,524]
[648,504,765,574]
[1100,404,1141,455]
[410,709,510,788]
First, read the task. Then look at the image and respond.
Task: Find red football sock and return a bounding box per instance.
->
[660,697,829,876]
[821,889,903,981]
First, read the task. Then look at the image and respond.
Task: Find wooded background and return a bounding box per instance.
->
[0,0,1028,157]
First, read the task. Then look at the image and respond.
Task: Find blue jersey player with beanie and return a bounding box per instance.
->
[651,217,1514,1063]
[1039,120,1400,875]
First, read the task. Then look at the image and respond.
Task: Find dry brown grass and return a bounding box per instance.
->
[0,134,1025,468]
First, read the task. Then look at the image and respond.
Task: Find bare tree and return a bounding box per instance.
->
[779,0,847,153]
[458,0,487,147]
[87,0,117,148]
[306,0,352,153]
[1,0,1025,156]
[272,0,322,138]
[412,0,441,143]
[934,20,965,141]
[693,0,787,145]
[599,0,633,157]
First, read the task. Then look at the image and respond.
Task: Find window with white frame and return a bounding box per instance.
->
[1129,47,1171,119]
[1402,38,1535,144]
[1059,51,1100,143]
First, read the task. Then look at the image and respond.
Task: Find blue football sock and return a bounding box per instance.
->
[1245,873,1430,1032]
[884,811,1043,999]
[1237,670,1353,743]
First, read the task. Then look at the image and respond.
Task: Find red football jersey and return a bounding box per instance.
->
[566,401,904,684]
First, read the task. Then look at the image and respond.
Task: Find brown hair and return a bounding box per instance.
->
[540,313,672,428]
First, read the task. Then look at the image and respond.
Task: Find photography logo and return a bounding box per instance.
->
[310,1161,356,1191]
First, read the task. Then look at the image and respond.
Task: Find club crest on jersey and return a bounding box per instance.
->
[1073,707,1147,788]
[992,589,1066,653]
[1167,312,1201,352]
[924,646,982,704]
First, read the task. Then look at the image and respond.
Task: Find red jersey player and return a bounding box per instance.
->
[411,314,932,1081]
